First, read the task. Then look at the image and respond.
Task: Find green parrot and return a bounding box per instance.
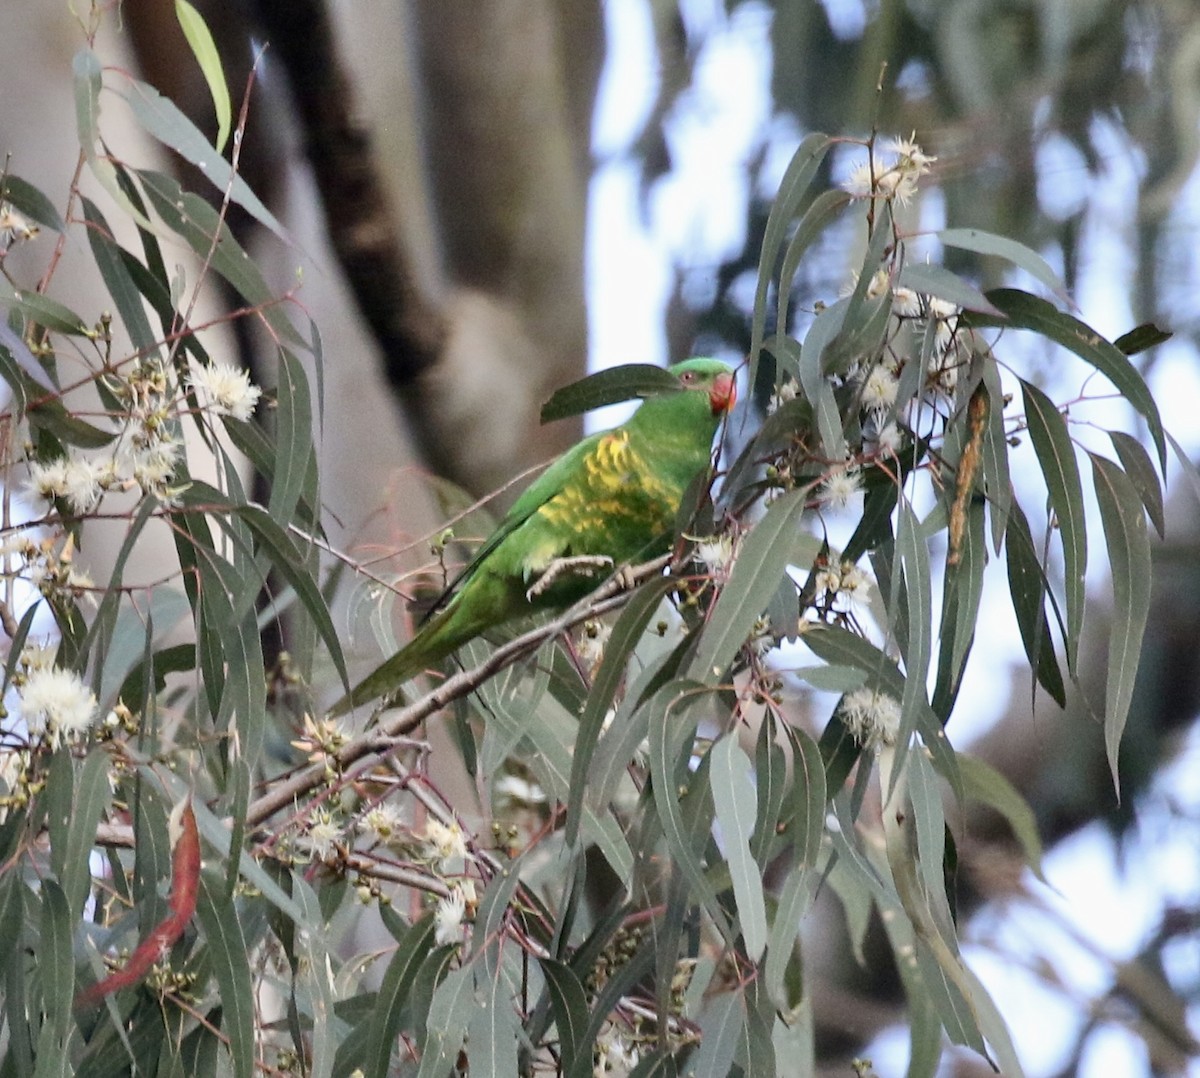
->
[333,357,736,713]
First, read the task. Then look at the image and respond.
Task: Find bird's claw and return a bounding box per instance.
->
[526,555,614,600]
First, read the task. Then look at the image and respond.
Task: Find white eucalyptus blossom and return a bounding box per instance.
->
[841,688,902,748]
[19,665,98,746]
[357,802,406,843]
[422,818,469,870]
[434,886,468,946]
[301,809,343,860]
[189,361,263,421]
[861,364,900,412]
[817,468,862,511]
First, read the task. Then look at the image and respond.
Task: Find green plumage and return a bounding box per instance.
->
[333,358,735,713]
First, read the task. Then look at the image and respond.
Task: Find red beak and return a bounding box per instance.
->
[709,371,737,415]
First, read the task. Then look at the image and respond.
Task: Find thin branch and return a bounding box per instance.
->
[244,555,673,828]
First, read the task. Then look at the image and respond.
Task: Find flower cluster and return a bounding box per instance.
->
[3,534,94,608]
[840,688,902,749]
[188,360,262,422]
[842,135,937,207]
[15,655,98,748]
[812,559,872,611]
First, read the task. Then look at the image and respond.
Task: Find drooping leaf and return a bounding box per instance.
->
[1020,378,1086,672]
[566,576,674,845]
[690,992,743,1078]
[774,187,852,338]
[82,197,160,360]
[710,734,768,961]
[1004,498,1067,707]
[196,876,255,1078]
[73,48,103,155]
[689,487,807,681]
[937,227,1065,296]
[363,915,437,1078]
[1109,430,1165,538]
[897,263,1003,317]
[1089,453,1152,797]
[60,749,112,919]
[749,132,834,385]
[416,966,475,1078]
[957,753,1045,880]
[977,289,1166,468]
[540,959,589,1070]
[175,0,233,154]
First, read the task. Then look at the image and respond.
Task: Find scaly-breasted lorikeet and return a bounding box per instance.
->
[333,357,736,713]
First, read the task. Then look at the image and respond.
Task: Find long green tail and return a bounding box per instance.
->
[330,593,496,715]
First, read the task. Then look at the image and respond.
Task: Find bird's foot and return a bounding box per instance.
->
[526,555,614,600]
[613,564,638,591]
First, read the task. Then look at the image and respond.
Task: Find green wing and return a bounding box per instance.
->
[423,431,605,615]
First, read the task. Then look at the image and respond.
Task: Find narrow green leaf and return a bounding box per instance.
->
[782,724,827,871]
[751,715,788,864]
[898,263,1003,316]
[749,132,834,385]
[82,197,159,359]
[980,358,1012,554]
[774,187,852,339]
[959,963,1027,1078]
[689,487,807,680]
[469,963,519,1078]
[269,348,313,526]
[799,311,849,461]
[690,992,743,1077]
[128,78,284,240]
[0,175,67,232]
[937,227,1065,296]
[1021,379,1086,671]
[566,577,674,844]
[1004,499,1067,707]
[175,0,233,154]
[137,169,305,349]
[541,959,589,1070]
[893,500,933,786]
[957,753,1045,880]
[416,966,475,1078]
[932,498,986,720]
[540,363,680,422]
[0,280,90,336]
[908,748,956,943]
[232,503,348,685]
[710,735,768,961]
[363,914,437,1078]
[39,880,73,1031]
[196,876,255,1078]
[648,684,732,942]
[1109,430,1165,538]
[1089,454,1152,797]
[61,748,112,919]
[1113,322,1172,356]
[73,48,103,155]
[764,861,819,1011]
[977,289,1166,468]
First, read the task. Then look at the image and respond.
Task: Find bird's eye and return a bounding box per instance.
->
[680,371,696,384]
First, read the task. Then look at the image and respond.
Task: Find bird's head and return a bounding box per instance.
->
[671,358,737,416]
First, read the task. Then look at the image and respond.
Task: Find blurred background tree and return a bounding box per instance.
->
[4,1,1197,1073]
